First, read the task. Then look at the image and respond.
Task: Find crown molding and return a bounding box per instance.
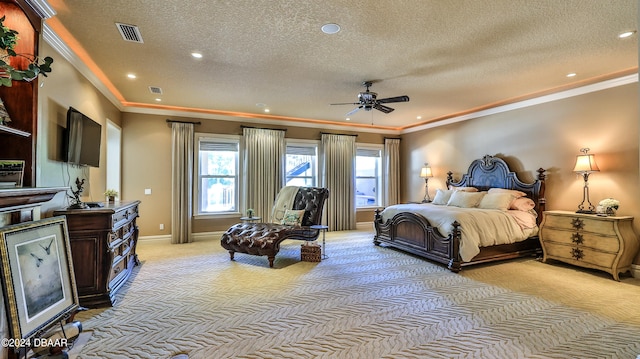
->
[24,0,56,19]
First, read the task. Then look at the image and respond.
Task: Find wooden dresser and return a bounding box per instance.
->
[54,200,141,307]
[539,210,639,280]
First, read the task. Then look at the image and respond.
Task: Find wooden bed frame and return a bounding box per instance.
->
[374,155,546,272]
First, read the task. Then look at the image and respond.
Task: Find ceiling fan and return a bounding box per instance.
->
[331,81,410,116]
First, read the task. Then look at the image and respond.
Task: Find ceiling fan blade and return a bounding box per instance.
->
[373,104,395,114]
[377,95,410,104]
[345,106,363,116]
[330,102,359,106]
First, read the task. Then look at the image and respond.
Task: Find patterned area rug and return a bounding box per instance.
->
[74,230,640,358]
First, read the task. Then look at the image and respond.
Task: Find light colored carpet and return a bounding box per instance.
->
[73,229,640,358]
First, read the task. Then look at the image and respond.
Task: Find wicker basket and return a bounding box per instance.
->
[301,243,321,262]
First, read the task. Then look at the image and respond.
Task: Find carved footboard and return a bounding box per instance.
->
[373,210,464,272]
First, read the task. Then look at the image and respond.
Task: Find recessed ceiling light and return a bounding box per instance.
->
[345,117,350,121]
[618,30,636,39]
[191,52,203,58]
[127,73,136,79]
[416,116,422,120]
[566,73,577,78]
[264,108,270,113]
[321,23,341,34]
[155,98,162,102]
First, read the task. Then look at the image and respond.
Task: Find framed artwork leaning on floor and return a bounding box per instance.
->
[0,216,79,345]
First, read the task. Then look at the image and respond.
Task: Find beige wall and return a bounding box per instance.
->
[121,113,387,235]
[36,41,122,214]
[401,83,640,262]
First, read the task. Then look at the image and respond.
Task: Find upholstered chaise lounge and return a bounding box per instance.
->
[220,186,329,267]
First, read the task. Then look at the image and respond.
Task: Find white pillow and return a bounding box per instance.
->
[432,189,453,205]
[488,188,526,198]
[447,191,485,208]
[449,186,478,192]
[478,192,516,211]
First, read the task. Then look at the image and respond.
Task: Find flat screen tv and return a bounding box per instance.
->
[64,107,102,167]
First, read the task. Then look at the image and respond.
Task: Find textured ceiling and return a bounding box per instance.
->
[46,0,638,131]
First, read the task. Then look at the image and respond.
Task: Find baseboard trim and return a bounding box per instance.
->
[139,231,225,242]
[138,234,171,242]
[630,264,639,278]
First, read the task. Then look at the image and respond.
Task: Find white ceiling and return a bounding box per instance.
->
[46,0,638,131]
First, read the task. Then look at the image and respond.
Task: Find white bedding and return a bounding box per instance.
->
[380,203,538,262]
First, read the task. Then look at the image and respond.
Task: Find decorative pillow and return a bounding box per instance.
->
[446,191,486,208]
[478,192,516,211]
[281,209,305,226]
[488,188,527,198]
[510,197,535,211]
[431,189,453,205]
[449,186,478,192]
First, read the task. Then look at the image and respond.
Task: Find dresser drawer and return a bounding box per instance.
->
[543,215,617,236]
[540,228,620,253]
[544,242,617,269]
[111,256,128,281]
[112,205,138,228]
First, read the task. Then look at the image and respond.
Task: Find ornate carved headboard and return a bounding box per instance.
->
[446,155,546,223]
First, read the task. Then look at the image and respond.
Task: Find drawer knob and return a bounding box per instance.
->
[571,233,584,244]
[571,218,584,230]
[571,247,584,260]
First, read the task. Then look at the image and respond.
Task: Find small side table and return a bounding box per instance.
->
[310,225,329,259]
[240,216,261,223]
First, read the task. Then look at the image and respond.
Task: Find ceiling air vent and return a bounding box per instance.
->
[149,86,163,95]
[116,22,144,43]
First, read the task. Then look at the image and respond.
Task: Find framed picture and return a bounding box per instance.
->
[0,216,79,342]
[0,160,24,188]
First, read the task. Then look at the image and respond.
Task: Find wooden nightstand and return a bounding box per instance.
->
[539,210,639,280]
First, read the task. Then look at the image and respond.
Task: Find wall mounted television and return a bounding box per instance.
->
[64,107,101,167]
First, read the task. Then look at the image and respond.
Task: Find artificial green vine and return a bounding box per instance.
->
[0,15,53,87]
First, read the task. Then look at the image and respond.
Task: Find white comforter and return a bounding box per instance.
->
[380,203,538,262]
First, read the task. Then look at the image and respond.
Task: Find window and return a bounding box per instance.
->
[356,145,382,207]
[196,135,240,215]
[285,141,318,187]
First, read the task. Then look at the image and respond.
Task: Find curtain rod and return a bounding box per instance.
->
[166,119,201,125]
[320,132,358,137]
[240,125,287,131]
[384,137,401,140]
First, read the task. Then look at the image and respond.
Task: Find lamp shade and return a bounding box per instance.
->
[573,152,599,173]
[420,163,433,178]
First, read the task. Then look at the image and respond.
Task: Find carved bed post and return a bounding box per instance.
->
[536,168,547,217]
[446,171,454,188]
[373,208,382,245]
[448,221,462,272]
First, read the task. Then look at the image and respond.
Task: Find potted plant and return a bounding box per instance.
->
[0,16,54,87]
[246,208,254,218]
[104,189,118,202]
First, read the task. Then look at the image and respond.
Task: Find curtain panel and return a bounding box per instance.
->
[171,122,194,244]
[321,133,356,231]
[243,128,285,221]
[384,138,401,206]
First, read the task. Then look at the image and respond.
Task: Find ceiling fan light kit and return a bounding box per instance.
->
[331,81,409,116]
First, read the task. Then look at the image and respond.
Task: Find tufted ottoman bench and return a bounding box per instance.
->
[220,187,329,267]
